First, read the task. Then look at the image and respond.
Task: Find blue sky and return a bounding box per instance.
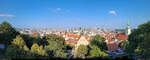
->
[0,0,150,29]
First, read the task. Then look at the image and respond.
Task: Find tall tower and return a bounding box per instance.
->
[80,27,85,36]
[126,21,131,36]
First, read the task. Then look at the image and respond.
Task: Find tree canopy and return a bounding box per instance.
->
[88,45,108,58]
[126,21,150,59]
[12,35,26,48]
[87,35,109,59]
[5,35,31,58]
[31,43,48,57]
[75,45,88,58]
[0,21,19,46]
[119,40,129,49]
[90,35,107,51]
[45,34,67,58]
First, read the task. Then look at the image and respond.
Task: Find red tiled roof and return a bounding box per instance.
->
[65,33,81,38]
[104,34,116,41]
[104,33,127,52]
[32,32,39,35]
[65,39,78,44]
[69,39,77,42]
[63,32,92,47]
[104,33,127,41]
[117,33,127,41]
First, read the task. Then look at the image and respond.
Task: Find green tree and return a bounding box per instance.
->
[0,21,19,47]
[20,34,47,49]
[90,35,107,51]
[126,21,150,59]
[89,45,101,57]
[12,35,29,51]
[31,43,48,56]
[119,40,129,49]
[75,45,88,58]
[136,33,150,59]
[31,43,39,54]
[20,34,35,49]
[54,50,67,58]
[5,35,31,58]
[23,45,29,51]
[45,34,67,58]
[87,35,109,59]
[5,44,31,58]
[46,34,66,49]
[88,45,108,58]
[12,35,26,48]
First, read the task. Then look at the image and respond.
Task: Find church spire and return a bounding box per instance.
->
[127,20,130,26]
[126,20,131,36]
[80,27,85,36]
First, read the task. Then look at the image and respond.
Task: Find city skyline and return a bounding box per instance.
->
[0,0,150,29]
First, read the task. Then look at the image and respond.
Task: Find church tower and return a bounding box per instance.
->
[126,21,131,36]
[80,27,85,36]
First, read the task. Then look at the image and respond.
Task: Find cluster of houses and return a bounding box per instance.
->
[104,33,127,52]
[59,32,92,47]
[18,23,131,54]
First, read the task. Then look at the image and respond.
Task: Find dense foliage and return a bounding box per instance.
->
[119,40,129,49]
[88,35,108,59]
[126,21,150,59]
[45,34,68,58]
[0,21,68,59]
[90,35,107,51]
[0,21,19,46]
[75,45,88,58]
[5,35,32,58]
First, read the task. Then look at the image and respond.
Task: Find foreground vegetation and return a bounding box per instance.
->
[0,21,110,59]
[0,21,68,59]
[0,21,150,60]
[119,21,150,60]
[125,21,150,59]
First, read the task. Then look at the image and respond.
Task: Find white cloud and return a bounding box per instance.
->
[48,8,62,13]
[56,8,61,11]
[0,14,14,18]
[48,8,70,14]
[109,10,116,15]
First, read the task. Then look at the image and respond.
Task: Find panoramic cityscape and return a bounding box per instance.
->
[0,0,150,60]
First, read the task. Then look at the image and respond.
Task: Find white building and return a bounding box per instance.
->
[126,21,131,36]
